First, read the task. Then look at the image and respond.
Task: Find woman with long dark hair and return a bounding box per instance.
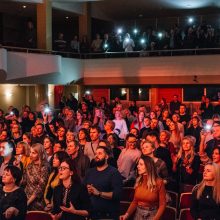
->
[44,151,69,212]
[51,158,90,220]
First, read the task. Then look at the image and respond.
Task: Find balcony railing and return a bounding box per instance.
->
[1,45,220,59]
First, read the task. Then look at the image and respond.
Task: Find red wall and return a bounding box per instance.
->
[158,88,182,103]
[92,89,109,103]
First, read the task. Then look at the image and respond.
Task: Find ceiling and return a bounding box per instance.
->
[0,0,219,21]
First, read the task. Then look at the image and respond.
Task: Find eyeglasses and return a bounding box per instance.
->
[58,166,70,171]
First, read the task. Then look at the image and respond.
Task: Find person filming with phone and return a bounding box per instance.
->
[199,121,220,164]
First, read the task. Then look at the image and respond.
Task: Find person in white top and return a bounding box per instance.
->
[123,33,135,52]
[113,110,128,140]
[117,134,141,186]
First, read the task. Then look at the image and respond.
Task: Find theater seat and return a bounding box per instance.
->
[179,208,194,220]
[26,211,53,220]
[161,206,177,220]
[166,190,178,209]
[179,193,192,209]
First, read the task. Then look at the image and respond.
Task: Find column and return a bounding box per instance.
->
[35,85,48,111]
[77,84,85,102]
[48,84,55,107]
[150,87,158,108]
[37,0,52,50]
[79,2,91,42]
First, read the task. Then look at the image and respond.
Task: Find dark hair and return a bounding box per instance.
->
[44,136,54,146]
[90,125,101,133]
[54,140,67,150]
[78,128,90,141]
[125,133,137,141]
[61,158,81,183]
[97,146,111,157]
[4,165,22,186]
[107,133,119,148]
[54,151,69,163]
[146,131,160,142]
[36,123,44,129]
[130,127,139,137]
[55,118,65,128]
[212,146,220,155]
[11,108,19,117]
[23,132,31,140]
[28,111,36,121]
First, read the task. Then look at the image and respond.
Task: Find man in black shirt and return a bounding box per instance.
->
[84,147,123,220]
[170,95,181,114]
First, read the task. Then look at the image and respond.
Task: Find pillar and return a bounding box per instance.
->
[48,84,55,107]
[35,85,48,111]
[79,2,91,42]
[37,0,52,50]
[77,84,85,102]
[151,87,158,108]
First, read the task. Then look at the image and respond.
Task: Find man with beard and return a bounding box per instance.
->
[84,146,122,220]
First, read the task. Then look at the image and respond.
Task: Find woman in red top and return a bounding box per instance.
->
[120,155,166,220]
[130,111,145,131]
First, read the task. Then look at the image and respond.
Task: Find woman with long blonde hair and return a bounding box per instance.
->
[191,162,220,219]
[173,136,201,188]
[23,143,49,210]
[120,155,166,220]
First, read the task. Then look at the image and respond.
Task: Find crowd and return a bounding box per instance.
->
[53,21,218,53]
[0,93,220,220]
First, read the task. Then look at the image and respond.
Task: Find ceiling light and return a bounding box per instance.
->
[22,5,27,9]
[65,16,69,19]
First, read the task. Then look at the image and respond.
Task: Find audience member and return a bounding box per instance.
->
[120,155,166,220]
[191,162,220,219]
[52,158,90,220]
[0,166,27,220]
[84,146,123,220]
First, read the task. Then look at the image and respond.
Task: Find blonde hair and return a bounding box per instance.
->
[17,141,30,157]
[177,135,196,164]
[31,143,48,165]
[170,121,181,139]
[194,163,220,204]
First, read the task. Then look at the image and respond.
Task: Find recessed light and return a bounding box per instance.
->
[22,5,27,9]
